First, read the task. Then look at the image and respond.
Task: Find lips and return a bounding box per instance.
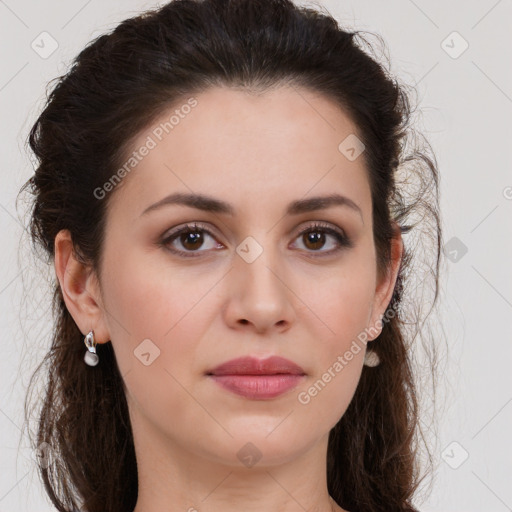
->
[207,356,306,376]
[206,356,306,400]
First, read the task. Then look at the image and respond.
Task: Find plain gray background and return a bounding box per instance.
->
[1,0,511,511]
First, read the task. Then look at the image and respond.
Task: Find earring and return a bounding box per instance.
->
[84,330,99,366]
[363,349,380,367]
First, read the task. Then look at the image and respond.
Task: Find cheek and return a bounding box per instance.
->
[317,283,372,335]
[290,256,374,422]
[100,247,217,385]
[103,245,216,337]
[102,256,215,435]
[295,258,375,347]
[295,283,371,422]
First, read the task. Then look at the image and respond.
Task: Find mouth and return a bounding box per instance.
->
[206,355,306,400]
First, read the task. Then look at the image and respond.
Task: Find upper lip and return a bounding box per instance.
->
[207,356,306,376]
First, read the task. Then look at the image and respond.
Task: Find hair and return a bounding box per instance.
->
[17,0,443,511]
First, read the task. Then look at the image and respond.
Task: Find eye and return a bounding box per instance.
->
[161,222,223,258]
[292,222,353,256]
[160,221,353,258]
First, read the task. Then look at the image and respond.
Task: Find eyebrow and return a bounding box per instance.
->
[140,192,363,220]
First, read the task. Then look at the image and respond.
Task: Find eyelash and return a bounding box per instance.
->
[160,221,353,258]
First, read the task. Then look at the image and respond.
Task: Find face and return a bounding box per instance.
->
[75,86,399,469]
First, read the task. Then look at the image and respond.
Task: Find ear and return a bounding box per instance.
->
[54,229,110,343]
[367,223,403,341]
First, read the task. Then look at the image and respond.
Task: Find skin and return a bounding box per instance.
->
[54,85,402,512]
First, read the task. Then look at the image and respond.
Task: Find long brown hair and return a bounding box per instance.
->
[17,0,442,510]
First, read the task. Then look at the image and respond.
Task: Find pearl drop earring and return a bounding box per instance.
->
[84,330,99,366]
[363,350,380,367]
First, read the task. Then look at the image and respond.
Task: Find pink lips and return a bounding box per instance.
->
[207,356,306,400]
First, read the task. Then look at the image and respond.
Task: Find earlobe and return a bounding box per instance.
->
[54,229,110,343]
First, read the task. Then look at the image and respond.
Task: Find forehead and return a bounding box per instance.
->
[106,85,371,221]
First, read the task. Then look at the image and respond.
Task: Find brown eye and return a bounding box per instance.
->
[293,222,353,255]
[161,222,223,257]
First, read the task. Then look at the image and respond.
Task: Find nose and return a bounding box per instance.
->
[223,244,296,335]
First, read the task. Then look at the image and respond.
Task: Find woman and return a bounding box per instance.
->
[19,0,442,510]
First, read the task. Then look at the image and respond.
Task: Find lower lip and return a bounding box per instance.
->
[208,374,305,399]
